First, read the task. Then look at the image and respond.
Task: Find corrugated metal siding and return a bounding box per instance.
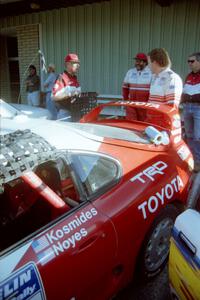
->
[1,0,200,95]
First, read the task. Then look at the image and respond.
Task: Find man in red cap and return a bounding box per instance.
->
[52,53,81,121]
[122,52,152,120]
[122,52,152,101]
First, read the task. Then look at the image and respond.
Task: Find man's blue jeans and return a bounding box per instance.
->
[183,103,200,163]
[57,109,72,122]
[46,92,58,120]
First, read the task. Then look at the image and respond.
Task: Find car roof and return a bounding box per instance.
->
[1,115,149,151]
[1,117,102,151]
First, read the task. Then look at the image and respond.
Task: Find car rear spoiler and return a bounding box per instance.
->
[80,101,181,132]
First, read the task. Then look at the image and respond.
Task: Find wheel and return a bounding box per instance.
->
[138,205,180,280]
[187,172,200,210]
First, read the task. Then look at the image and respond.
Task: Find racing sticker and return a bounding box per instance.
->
[0,262,46,300]
[32,207,98,265]
[138,175,184,219]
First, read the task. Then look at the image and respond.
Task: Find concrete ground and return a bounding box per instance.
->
[115,265,172,300]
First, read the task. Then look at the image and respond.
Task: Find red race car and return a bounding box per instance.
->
[0,101,193,300]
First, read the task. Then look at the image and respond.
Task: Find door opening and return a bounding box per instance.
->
[7,36,20,103]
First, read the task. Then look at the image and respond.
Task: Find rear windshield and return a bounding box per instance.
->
[71,123,149,144]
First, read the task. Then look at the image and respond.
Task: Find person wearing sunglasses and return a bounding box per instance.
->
[52,53,81,121]
[181,52,200,172]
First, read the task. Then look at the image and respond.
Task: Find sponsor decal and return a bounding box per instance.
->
[0,263,46,300]
[130,161,167,183]
[118,101,160,108]
[138,175,184,219]
[173,135,182,144]
[171,128,182,136]
[32,208,98,265]
[177,145,190,161]
[158,77,166,86]
[172,115,181,129]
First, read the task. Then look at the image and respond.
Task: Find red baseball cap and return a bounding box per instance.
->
[65,53,80,63]
[134,53,148,61]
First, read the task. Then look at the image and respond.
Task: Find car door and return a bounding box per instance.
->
[0,154,118,300]
[0,203,117,300]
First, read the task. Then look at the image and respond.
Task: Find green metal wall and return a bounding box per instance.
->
[1,0,200,95]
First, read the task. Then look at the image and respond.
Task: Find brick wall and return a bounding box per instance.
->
[16,24,40,103]
[0,36,11,101]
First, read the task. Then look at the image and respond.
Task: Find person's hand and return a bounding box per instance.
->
[63,86,73,97]
[64,86,80,97]
[26,80,34,86]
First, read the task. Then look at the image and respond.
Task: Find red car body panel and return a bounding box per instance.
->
[0,101,193,300]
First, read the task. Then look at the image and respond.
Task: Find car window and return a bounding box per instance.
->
[0,157,81,253]
[71,153,120,196]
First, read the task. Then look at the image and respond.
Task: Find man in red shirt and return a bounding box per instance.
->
[181,52,200,172]
[52,53,81,121]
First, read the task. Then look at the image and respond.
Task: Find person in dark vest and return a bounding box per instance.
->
[52,53,81,121]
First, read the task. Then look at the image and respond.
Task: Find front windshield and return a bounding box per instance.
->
[0,99,20,118]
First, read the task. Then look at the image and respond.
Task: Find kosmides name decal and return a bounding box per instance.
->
[32,207,98,265]
[0,263,46,300]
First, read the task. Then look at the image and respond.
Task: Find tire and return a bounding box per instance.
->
[187,172,200,210]
[138,204,180,281]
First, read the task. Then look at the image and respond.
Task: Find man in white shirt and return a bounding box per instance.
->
[148,48,182,108]
[122,53,152,102]
[147,48,182,128]
[122,53,152,120]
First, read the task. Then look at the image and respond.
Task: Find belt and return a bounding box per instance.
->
[183,101,200,105]
[28,90,38,93]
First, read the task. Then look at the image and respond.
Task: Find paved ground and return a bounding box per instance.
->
[115,265,172,300]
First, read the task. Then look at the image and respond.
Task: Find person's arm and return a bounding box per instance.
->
[165,74,183,108]
[26,76,33,86]
[122,71,130,100]
[44,73,55,89]
[52,75,75,101]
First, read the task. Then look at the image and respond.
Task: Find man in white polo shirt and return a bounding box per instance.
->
[147,48,182,127]
[122,53,152,102]
[122,53,152,120]
[148,48,182,108]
